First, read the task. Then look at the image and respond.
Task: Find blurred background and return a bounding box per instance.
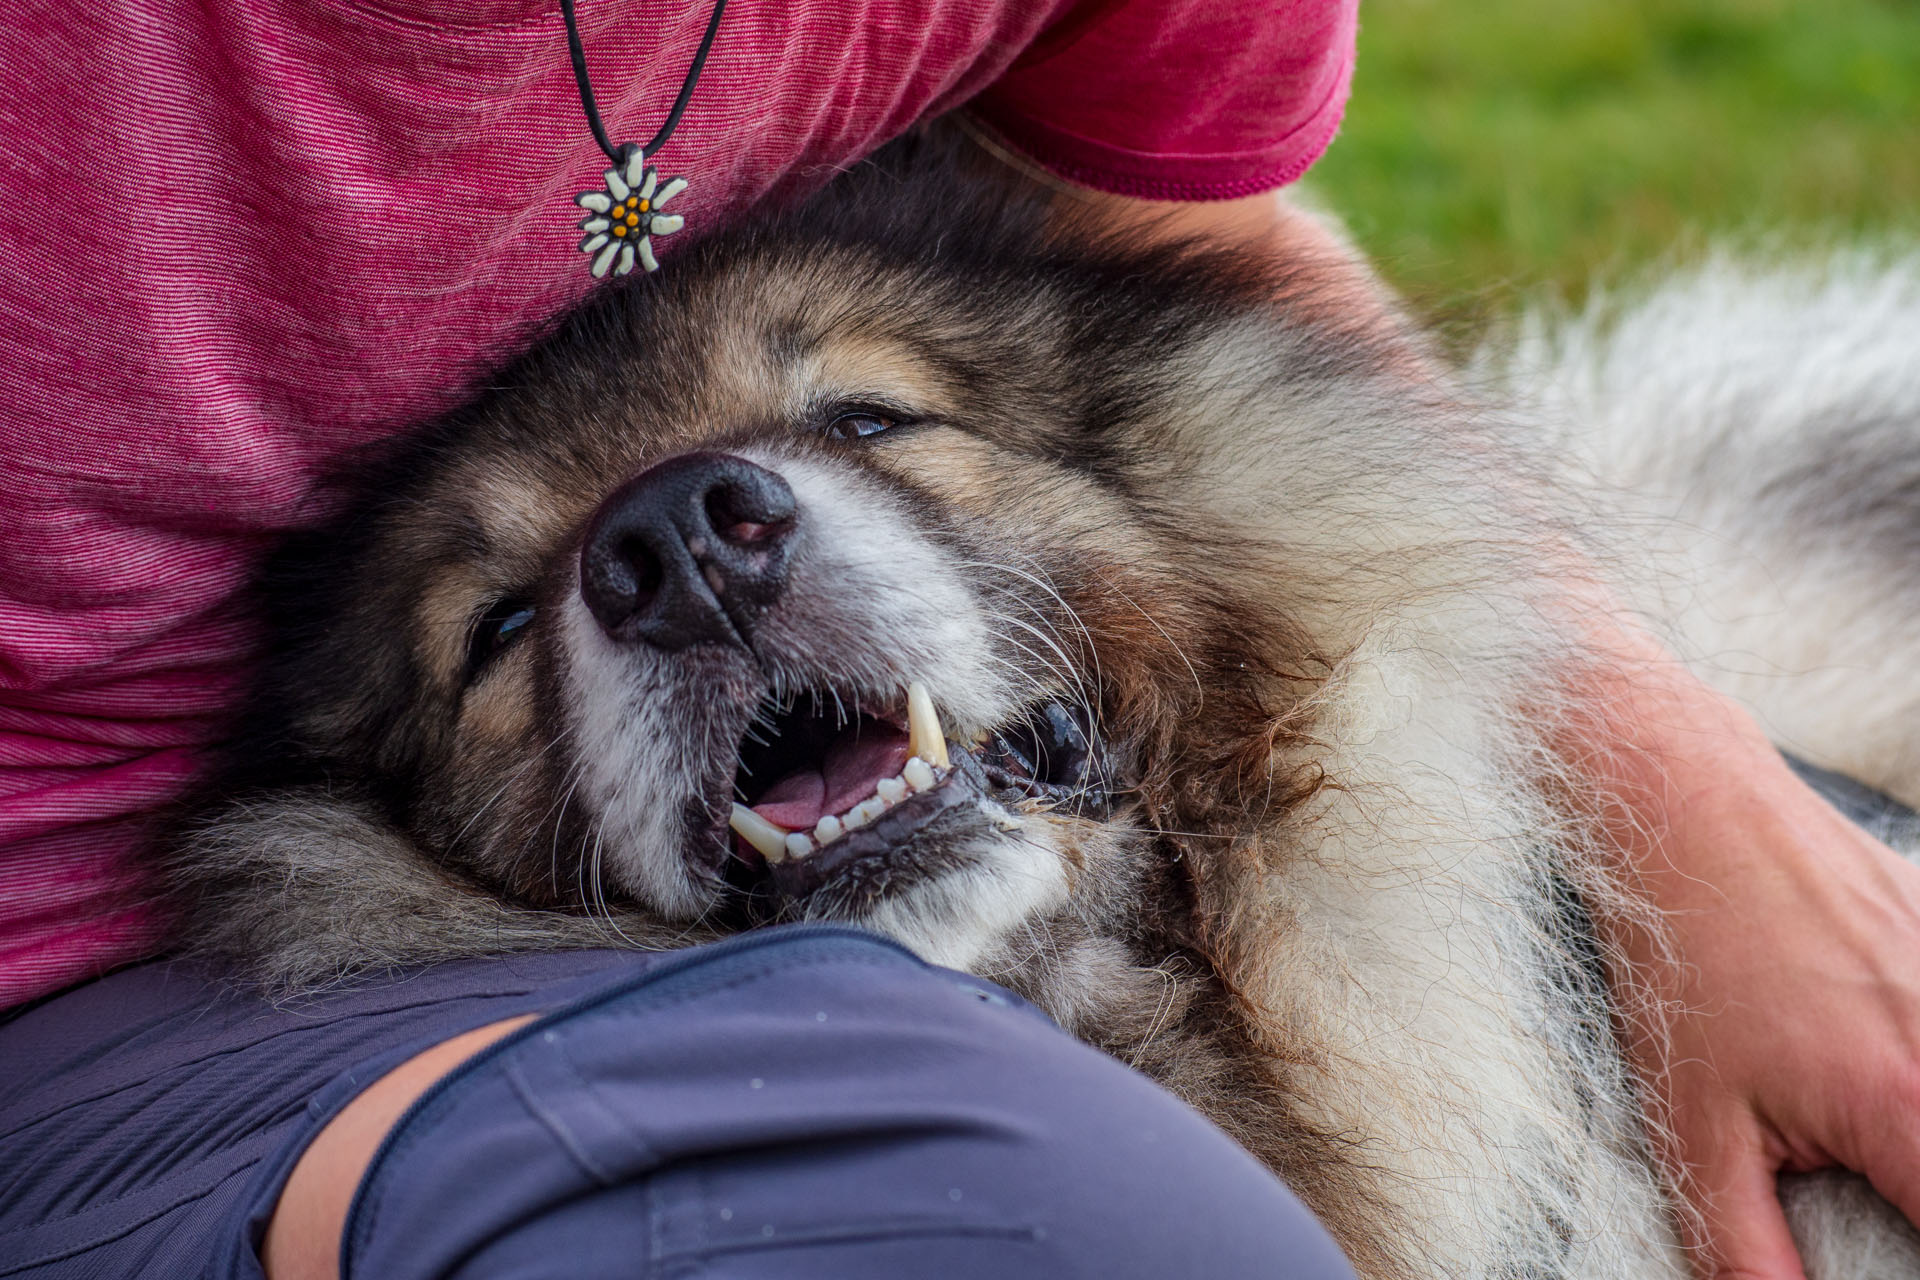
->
[1303,0,1920,337]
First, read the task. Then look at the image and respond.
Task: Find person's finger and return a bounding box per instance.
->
[1853,1083,1920,1233]
[1679,1138,1809,1280]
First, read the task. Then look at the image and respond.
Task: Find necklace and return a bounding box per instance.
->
[564,0,728,278]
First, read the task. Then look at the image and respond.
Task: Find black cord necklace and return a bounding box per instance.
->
[566,0,728,278]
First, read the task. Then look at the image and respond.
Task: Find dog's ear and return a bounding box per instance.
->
[163,788,665,990]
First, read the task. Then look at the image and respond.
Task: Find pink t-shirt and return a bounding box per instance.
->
[0,0,1356,1008]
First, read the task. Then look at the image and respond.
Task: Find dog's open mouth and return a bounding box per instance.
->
[723,681,1103,901]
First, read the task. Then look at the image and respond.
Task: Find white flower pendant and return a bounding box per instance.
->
[574,147,688,278]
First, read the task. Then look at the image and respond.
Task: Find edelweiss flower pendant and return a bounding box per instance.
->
[575,147,687,278]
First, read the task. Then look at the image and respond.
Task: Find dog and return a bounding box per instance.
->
[162,128,1920,1277]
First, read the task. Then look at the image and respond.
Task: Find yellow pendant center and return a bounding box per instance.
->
[605,192,651,240]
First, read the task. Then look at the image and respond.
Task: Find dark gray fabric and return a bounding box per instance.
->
[0,947,646,1278]
[344,927,1353,1279]
[0,926,1353,1279]
[1784,753,1920,846]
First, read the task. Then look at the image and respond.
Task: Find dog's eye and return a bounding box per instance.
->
[821,409,897,440]
[465,600,535,684]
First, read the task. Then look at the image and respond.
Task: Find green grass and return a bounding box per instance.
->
[1302,0,1920,332]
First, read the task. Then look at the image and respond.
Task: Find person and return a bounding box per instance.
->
[1,3,1916,1278]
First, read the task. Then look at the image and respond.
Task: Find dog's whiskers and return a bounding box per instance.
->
[450,728,575,862]
[968,554,1103,664]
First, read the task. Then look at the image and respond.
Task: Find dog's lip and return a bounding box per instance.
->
[680,679,925,886]
[760,749,991,898]
[686,678,1109,905]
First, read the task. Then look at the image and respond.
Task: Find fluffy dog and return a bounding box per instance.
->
[162,131,1920,1277]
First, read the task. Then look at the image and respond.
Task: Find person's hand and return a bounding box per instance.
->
[1593,650,1920,1280]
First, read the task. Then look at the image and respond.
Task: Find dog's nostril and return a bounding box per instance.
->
[706,480,795,547]
[716,515,783,546]
[620,536,665,604]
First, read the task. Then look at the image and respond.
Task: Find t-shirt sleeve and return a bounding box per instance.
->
[969,0,1357,201]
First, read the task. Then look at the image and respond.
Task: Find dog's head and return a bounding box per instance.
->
[201,135,1452,982]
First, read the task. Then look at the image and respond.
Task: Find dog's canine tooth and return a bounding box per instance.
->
[783,832,814,862]
[902,757,935,792]
[729,803,790,862]
[814,814,843,845]
[906,681,950,769]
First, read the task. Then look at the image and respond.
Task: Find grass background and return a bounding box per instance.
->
[1301,0,1920,334]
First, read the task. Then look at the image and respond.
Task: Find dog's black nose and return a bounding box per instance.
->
[579,451,798,650]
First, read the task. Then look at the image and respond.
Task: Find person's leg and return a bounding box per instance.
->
[0,947,635,1280]
[0,926,1354,1279]
[263,1013,541,1279]
[291,927,1354,1280]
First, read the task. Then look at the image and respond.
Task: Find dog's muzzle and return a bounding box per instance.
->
[575,447,1112,910]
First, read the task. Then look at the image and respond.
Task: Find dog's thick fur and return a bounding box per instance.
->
[161,131,1920,1277]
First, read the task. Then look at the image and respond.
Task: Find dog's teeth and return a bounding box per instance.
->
[784,832,815,861]
[729,804,790,862]
[848,796,886,828]
[903,757,936,792]
[814,814,843,845]
[876,776,907,805]
[906,681,950,769]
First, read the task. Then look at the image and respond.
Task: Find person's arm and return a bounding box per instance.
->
[1062,180,1920,1280]
[1564,599,1920,1280]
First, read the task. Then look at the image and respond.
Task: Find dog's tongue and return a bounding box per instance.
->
[752,722,912,830]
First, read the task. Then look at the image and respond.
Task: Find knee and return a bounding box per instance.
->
[339,929,1353,1278]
